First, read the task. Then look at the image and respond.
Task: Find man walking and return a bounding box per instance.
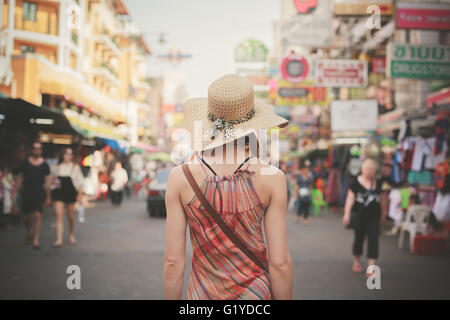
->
[110,161,128,207]
[14,142,51,249]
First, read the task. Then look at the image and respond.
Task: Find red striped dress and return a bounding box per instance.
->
[183,154,272,300]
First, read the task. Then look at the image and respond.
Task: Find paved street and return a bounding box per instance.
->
[0,197,449,300]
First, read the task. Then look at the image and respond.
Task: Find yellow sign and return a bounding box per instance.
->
[334,0,393,16]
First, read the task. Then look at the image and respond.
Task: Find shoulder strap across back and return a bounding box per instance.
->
[182,163,268,273]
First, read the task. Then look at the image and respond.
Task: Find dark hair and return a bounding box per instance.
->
[299,159,309,169]
[58,147,74,164]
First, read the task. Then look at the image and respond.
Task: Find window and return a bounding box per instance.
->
[23,2,37,22]
[20,44,35,54]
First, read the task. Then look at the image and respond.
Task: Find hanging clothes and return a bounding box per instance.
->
[425,137,448,170]
[400,187,412,210]
[388,188,403,226]
[392,150,402,184]
[410,136,433,172]
[434,112,448,155]
[407,170,432,185]
[435,162,449,189]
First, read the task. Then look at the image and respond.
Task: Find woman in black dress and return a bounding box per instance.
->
[343,158,386,276]
[51,148,84,248]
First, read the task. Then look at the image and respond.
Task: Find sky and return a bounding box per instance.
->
[124,0,280,99]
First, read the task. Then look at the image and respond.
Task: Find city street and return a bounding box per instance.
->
[1,197,449,300]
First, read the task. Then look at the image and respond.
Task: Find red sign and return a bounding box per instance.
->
[293,0,317,14]
[396,2,450,30]
[372,57,386,74]
[315,59,367,88]
[280,52,309,83]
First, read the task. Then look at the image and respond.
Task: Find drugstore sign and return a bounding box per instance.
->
[388,43,450,80]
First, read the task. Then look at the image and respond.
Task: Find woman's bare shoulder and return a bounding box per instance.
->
[251,158,286,181]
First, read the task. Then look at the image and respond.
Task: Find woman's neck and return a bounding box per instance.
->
[201,147,250,165]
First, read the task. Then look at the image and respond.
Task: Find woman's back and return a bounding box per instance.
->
[181,153,273,300]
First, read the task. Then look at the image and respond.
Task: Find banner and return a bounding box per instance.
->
[331,99,378,132]
[396,2,450,30]
[388,43,450,80]
[276,80,328,106]
[315,59,368,87]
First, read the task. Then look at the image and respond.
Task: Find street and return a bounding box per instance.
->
[1,197,449,300]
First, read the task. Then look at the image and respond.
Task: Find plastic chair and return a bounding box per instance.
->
[312,189,328,217]
[398,205,430,252]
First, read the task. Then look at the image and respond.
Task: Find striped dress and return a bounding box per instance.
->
[183,154,272,300]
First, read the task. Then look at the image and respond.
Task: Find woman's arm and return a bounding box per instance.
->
[164,166,187,299]
[264,169,293,300]
[343,189,355,226]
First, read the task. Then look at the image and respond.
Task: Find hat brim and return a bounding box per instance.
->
[183,97,289,152]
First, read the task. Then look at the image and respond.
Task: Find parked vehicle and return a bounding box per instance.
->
[146,169,170,218]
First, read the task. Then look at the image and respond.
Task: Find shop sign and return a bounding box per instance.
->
[396,2,450,30]
[372,57,386,74]
[334,0,393,16]
[281,0,332,47]
[292,0,318,14]
[277,80,328,106]
[331,99,378,132]
[315,59,368,87]
[234,39,268,63]
[281,52,309,83]
[388,43,450,80]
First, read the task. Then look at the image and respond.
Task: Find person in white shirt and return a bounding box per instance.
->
[110,161,128,207]
[51,148,84,248]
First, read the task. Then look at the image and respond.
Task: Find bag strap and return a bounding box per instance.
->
[182,163,268,273]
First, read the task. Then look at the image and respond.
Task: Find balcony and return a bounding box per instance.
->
[92,63,120,86]
[14,12,59,36]
[92,33,121,56]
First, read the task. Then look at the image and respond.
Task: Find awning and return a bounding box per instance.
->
[0,97,81,136]
[96,136,130,154]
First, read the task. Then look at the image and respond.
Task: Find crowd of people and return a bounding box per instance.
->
[279,154,450,276]
[0,141,133,249]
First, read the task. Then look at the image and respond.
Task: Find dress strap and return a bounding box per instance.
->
[199,156,218,176]
[196,154,255,176]
[234,155,254,173]
[195,153,212,176]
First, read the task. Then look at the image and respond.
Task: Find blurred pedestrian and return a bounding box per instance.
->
[343,158,385,276]
[294,160,313,225]
[164,74,292,300]
[51,148,84,247]
[13,142,51,249]
[110,162,128,207]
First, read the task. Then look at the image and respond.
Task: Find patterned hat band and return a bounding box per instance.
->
[204,106,256,141]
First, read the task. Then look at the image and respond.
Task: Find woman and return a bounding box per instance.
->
[51,148,84,248]
[294,160,313,225]
[164,74,293,300]
[343,158,385,276]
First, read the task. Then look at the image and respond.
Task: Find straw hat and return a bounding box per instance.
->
[183,74,289,152]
